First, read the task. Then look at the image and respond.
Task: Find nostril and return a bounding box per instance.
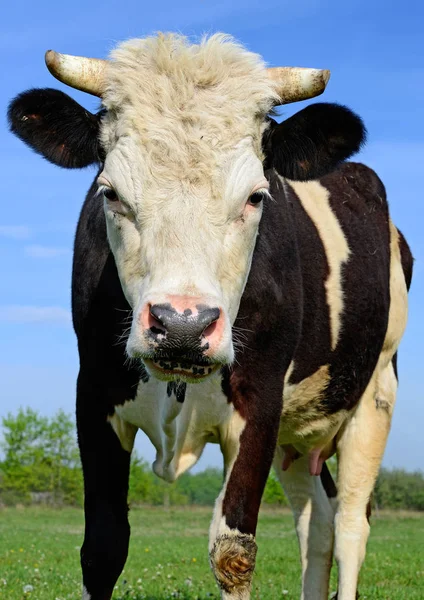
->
[201,307,220,338]
[203,320,217,338]
[150,324,165,335]
[148,305,167,335]
[146,303,222,344]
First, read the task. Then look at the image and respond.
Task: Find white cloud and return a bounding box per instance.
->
[0,305,72,325]
[0,225,31,240]
[25,245,70,258]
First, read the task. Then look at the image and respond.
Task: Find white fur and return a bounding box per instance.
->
[107,212,408,599]
[209,409,247,549]
[273,449,334,600]
[286,178,350,350]
[273,218,408,600]
[95,35,410,600]
[82,585,91,600]
[334,220,408,599]
[110,371,250,599]
[97,34,278,364]
[113,371,240,482]
[208,410,252,600]
[280,363,346,449]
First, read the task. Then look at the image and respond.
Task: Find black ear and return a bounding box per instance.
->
[7,88,101,168]
[264,103,366,180]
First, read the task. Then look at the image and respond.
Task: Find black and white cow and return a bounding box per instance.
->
[8,33,412,600]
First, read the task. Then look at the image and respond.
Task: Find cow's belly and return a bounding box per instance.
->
[114,373,232,482]
[114,365,346,483]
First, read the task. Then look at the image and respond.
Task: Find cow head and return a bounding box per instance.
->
[8,34,365,382]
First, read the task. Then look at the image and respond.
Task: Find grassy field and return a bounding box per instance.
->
[0,506,423,599]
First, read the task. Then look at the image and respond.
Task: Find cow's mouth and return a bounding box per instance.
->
[143,357,219,381]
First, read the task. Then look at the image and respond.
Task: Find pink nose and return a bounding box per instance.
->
[140,296,225,356]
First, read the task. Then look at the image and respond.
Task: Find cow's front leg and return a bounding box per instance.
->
[210,375,283,599]
[77,376,137,600]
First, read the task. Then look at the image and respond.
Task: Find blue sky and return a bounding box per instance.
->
[1,0,423,472]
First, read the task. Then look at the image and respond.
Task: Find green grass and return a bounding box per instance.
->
[0,506,423,599]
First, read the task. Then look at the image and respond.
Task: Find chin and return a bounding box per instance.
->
[142,358,221,383]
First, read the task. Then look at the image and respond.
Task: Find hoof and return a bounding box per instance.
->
[210,533,257,597]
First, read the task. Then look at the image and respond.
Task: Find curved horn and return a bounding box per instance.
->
[45,50,107,97]
[267,67,331,105]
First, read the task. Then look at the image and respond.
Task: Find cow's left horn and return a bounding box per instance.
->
[267,67,330,105]
[45,51,107,97]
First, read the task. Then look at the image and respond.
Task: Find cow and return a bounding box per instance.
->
[8,33,412,600]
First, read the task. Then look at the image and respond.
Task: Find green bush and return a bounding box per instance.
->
[0,408,83,506]
[374,468,424,511]
[1,408,422,510]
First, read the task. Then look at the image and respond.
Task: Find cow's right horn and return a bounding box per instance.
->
[45,51,107,97]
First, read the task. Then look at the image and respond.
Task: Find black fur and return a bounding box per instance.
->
[320,463,337,499]
[398,228,414,291]
[166,381,187,403]
[222,171,302,534]
[283,182,332,381]
[77,387,132,599]
[7,84,410,600]
[264,103,366,180]
[319,163,390,413]
[9,91,365,182]
[7,88,101,168]
[72,178,141,598]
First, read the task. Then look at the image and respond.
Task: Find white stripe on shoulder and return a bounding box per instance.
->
[283,177,350,350]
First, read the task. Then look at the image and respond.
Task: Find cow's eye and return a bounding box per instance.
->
[102,186,132,217]
[248,191,264,206]
[103,187,118,201]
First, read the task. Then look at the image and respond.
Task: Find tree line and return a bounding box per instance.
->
[0,408,423,510]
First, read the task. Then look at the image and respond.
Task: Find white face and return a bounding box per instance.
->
[96,33,276,382]
[99,134,269,380]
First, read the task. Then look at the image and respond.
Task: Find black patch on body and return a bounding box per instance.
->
[166,381,187,403]
[320,463,337,499]
[392,352,398,381]
[72,176,140,408]
[73,177,163,596]
[270,164,393,414]
[221,170,302,534]
[316,163,391,413]
[398,228,413,291]
[390,229,413,383]
[72,181,140,598]
[221,366,231,399]
[139,365,150,383]
[282,182,332,383]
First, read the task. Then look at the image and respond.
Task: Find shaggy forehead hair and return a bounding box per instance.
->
[100,33,278,190]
